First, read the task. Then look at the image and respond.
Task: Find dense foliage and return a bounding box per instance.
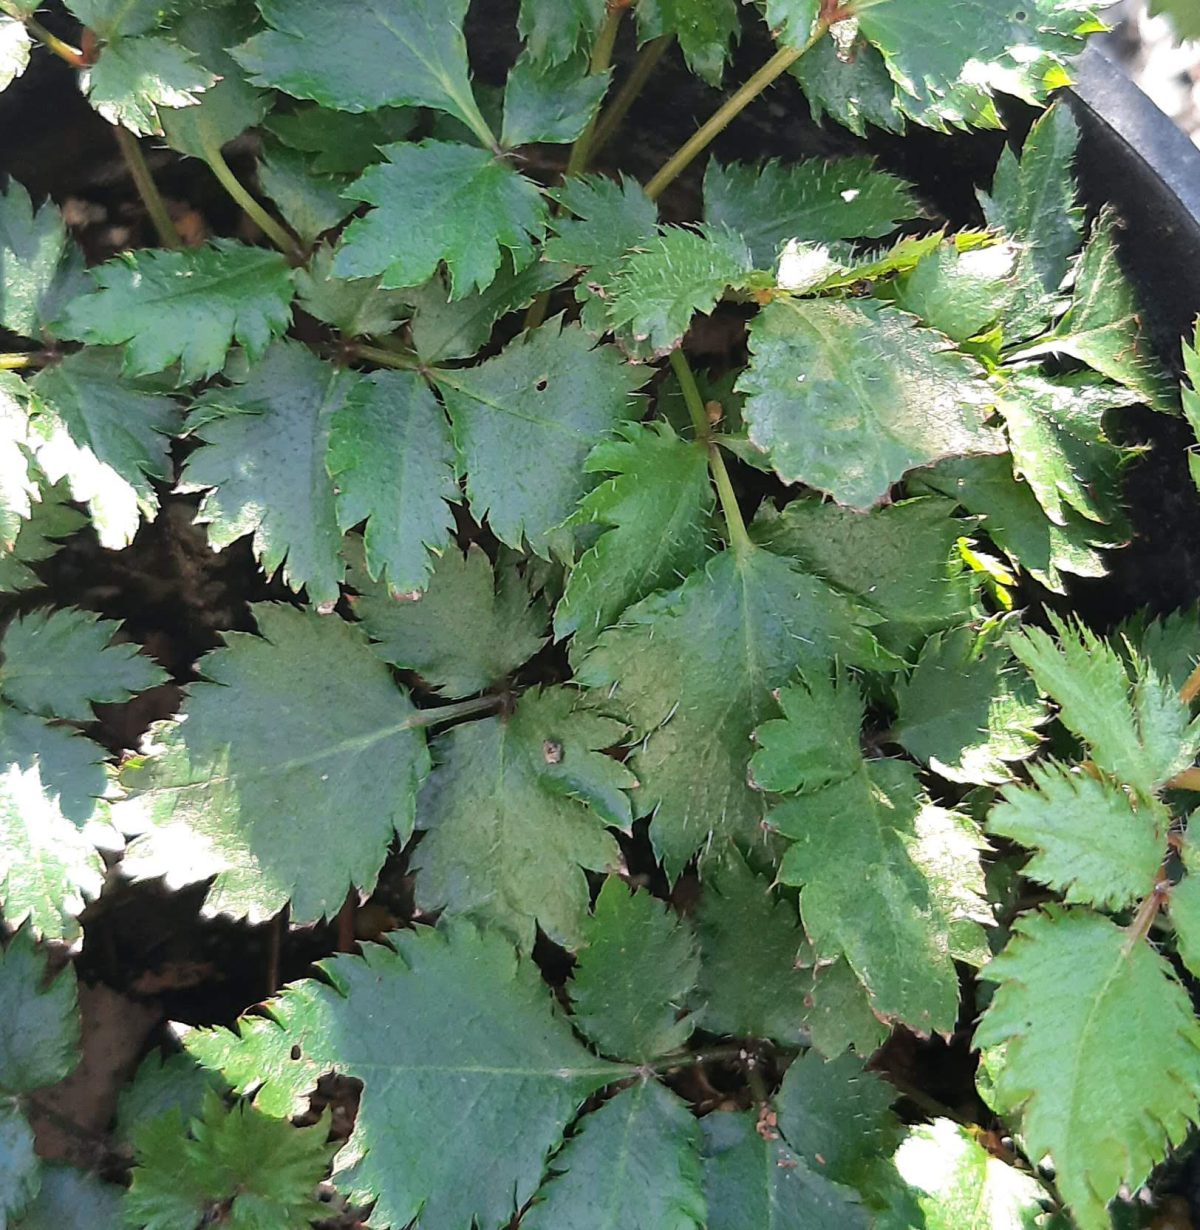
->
[2,0,1199,1227]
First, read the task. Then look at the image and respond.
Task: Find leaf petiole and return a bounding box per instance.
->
[406,694,505,730]
[112,125,181,250]
[201,139,304,263]
[0,3,87,67]
[590,35,672,162]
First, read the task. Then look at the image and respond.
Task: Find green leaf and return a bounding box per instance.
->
[293,244,411,339]
[556,421,714,652]
[0,374,39,554]
[1122,607,1200,696]
[265,104,416,176]
[762,0,822,49]
[1169,834,1200,981]
[893,240,1021,342]
[790,36,909,138]
[989,762,1166,911]
[1010,615,1200,798]
[54,241,294,383]
[776,1051,901,1189]
[327,370,457,597]
[0,927,80,1093]
[751,495,975,655]
[413,688,632,948]
[0,478,86,596]
[607,225,756,358]
[335,140,546,297]
[117,603,429,924]
[29,349,179,550]
[0,607,165,723]
[347,541,547,697]
[895,625,1047,785]
[739,297,1002,509]
[0,16,30,95]
[804,958,890,1059]
[178,341,354,605]
[1013,207,1174,412]
[544,174,660,337]
[704,157,917,267]
[977,908,1200,1230]
[913,454,1116,594]
[894,1118,1047,1230]
[160,3,269,159]
[124,1093,333,1230]
[0,181,87,342]
[1150,0,1200,39]
[502,50,609,147]
[0,1100,38,1227]
[753,675,990,1033]
[64,0,164,39]
[10,1165,123,1230]
[256,144,353,245]
[82,34,214,136]
[569,877,699,1062]
[186,923,627,1230]
[525,1081,704,1230]
[408,255,572,365]
[636,0,739,86]
[435,320,645,558]
[578,546,890,875]
[235,0,493,141]
[693,850,812,1046]
[115,1051,228,1148]
[518,0,606,64]
[702,1111,869,1230]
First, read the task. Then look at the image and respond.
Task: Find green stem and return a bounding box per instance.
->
[651,1044,750,1072]
[564,4,626,179]
[644,25,828,201]
[0,353,47,371]
[3,6,86,66]
[347,342,422,371]
[202,140,303,261]
[669,347,711,441]
[408,694,504,730]
[590,34,671,161]
[112,125,180,250]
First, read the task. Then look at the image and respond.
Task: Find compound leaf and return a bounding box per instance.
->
[54,241,293,384]
[569,877,699,1063]
[413,688,633,948]
[977,908,1200,1230]
[186,924,627,1230]
[117,603,430,924]
[739,297,1001,509]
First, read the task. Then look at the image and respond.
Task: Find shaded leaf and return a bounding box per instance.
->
[636,0,739,86]
[502,50,609,147]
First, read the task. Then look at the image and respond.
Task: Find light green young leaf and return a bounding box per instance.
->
[607,225,756,358]
[544,174,660,337]
[989,762,1166,910]
[347,541,547,698]
[327,370,458,597]
[893,240,1021,342]
[0,181,87,341]
[894,1118,1047,1230]
[186,924,627,1230]
[293,245,411,340]
[0,17,30,94]
[502,50,609,147]
[435,320,645,558]
[569,877,700,1062]
[413,688,633,948]
[178,341,354,605]
[256,144,353,244]
[54,241,294,383]
[408,256,572,365]
[117,603,430,924]
[234,0,493,140]
[115,1051,228,1149]
[29,349,178,549]
[693,849,813,1046]
[1014,208,1174,412]
[124,1093,334,1230]
[702,1111,868,1230]
[739,297,1001,509]
[578,546,892,875]
[805,958,890,1059]
[754,677,990,1033]
[704,157,917,267]
[977,908,1200,1230]
[526,1084,704,1230]
[265,103,416,175]
[895,625,1047,785]
[636,0,739,86]
[10,1165,123,1230]
[0,478,87,596]
[0,607,165,723]
[1010,615,1200,798]
[776,1051,902,1189]
[518,0,606,65]
[336,141,547,297]
[913,454,1117,594]
[160,3,269,159]
[82,34,213,136]
[556,421,714,652]
[751,496,974,655]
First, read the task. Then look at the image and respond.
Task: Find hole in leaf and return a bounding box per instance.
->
[290,1044,302,1060]
[535,376,549,392]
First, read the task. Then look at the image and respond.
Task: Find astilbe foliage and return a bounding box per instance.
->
[1,0,1198,1227]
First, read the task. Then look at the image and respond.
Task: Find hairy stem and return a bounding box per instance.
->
[564,4,627,179]
[669,348,711,440]
[590,35,671,160]
[112,126,181,250]
[407,694,504,730]
[347,342,422,371]
[202,140,303,261]
[645,25,828,201]
[1123,874,1169,954]
[2,5,86,66]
